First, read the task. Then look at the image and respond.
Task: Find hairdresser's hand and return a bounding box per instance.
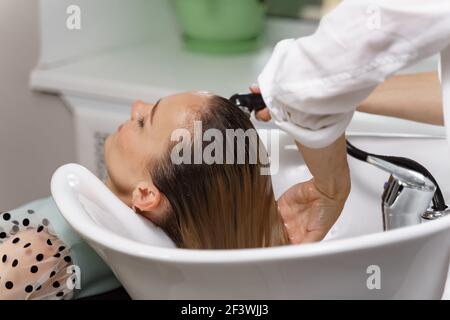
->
[250,86,272,122]
[278,178,349,244]
[279,135,351,244]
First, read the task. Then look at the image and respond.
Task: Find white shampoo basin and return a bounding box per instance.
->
[51,127,450,299]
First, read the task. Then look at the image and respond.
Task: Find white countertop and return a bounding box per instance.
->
[30,15,439,104]
[30,18,318,103]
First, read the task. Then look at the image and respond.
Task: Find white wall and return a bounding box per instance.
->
[0,0,75,210]
[38,0,177,67]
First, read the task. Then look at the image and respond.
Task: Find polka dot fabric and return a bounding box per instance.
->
[0,210,76,300]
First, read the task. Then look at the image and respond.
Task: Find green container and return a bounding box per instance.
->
[173,0,267,54]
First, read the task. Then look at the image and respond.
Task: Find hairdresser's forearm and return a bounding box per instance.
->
[358,72,444,126]
[296,134,350,199]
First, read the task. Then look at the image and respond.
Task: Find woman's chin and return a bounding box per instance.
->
[104,134,112,152]
[103,134,114,164]
[104,176,112,190]
[103,136,114,186]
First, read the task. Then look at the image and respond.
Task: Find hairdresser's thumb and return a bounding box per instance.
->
[249,85,272,122]
[255,108,272,122]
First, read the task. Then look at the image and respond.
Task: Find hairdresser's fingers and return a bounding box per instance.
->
[300,231,328,244]
[298,203,343,244]
[249,85,261,94]
[249,86,272,122]
[279,179,345,245]
[255,108,272,122]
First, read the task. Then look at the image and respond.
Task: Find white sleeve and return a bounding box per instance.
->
[258,0,450,148]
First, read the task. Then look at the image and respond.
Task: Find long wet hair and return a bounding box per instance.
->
[149,95,289,249]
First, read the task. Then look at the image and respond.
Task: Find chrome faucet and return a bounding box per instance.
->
[369,156,437,230]
[347,141,449,231]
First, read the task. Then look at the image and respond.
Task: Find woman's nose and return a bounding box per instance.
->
[131,100,151,120]
[131,100,153,120]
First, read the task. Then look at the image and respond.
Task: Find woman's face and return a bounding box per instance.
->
[104,91,211,206]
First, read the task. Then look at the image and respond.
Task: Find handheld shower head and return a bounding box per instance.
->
[229,93,266,117]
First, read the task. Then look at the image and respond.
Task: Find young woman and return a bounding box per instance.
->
[0,91,290,300]
[104,92,289,249]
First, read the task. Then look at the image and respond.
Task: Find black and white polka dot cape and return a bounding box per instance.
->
[0,209,75,300]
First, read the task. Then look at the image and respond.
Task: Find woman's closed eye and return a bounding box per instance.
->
[137,115,145,128]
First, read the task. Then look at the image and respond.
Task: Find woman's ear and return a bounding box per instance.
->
[131,181,162,214]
